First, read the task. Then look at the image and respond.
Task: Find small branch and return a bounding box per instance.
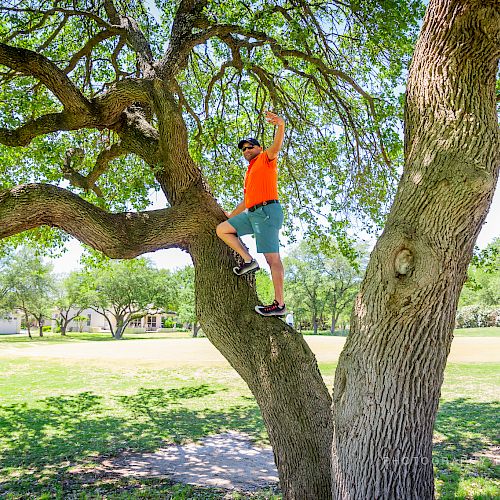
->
[104,0,155,78]
[172,80,203,141]
[64,29,119,75]
[0,6,122,31]
[62,148,103,198]
[4,9,53,43]
[193,18,392,165]
[88,142,127,185]
[204,60,237,117]
[111,36,127,80]
[37,15,69,52]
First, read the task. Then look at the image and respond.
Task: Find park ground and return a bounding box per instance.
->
[0,328,499,499]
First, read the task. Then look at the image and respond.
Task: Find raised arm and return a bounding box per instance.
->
[264,111,285,161]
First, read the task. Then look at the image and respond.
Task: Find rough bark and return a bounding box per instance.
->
[331,1,500,498]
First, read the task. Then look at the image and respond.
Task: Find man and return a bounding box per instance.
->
[216,111,287,317]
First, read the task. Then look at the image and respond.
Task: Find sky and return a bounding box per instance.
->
[51,183,500,275]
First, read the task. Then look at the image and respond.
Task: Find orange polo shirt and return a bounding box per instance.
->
[244,152,279,209]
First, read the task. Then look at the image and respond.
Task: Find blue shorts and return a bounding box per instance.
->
[227,202,284,254]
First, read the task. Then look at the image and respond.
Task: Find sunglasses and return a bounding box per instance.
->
[242,145,255,152]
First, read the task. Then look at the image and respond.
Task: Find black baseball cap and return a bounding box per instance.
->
[237,138,261,149]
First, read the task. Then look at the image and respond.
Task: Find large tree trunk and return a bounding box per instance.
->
[114,319,125,340]
[189,226,333,499]
[331,1,500,498]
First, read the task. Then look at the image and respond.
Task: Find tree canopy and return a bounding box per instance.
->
[0,0,424,254]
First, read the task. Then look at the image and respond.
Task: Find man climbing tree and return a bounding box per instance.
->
[216,110,287,317]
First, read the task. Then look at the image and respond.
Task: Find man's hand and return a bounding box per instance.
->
[265,111,285,127]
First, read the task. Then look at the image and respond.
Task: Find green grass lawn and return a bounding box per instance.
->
[0,330,194,345]
[303,326,500,337]
[453,327,500,337]
[0,340,498,498]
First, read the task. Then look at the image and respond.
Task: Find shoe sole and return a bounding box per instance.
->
[233,263,260,276]
[254,306,287,317]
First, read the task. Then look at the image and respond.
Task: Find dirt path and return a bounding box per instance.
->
[1,336,499,365]
[85,432,279,492]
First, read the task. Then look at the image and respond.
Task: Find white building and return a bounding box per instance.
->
[0,312,22,335]
[52,308,174,333]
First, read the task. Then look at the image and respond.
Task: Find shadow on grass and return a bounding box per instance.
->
[434,398,499,499]
[0,386,266,498]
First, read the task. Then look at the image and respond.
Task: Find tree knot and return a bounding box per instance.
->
[394,248,414,277]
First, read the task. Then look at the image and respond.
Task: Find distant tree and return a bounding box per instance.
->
[255,269,275,307]
[284,240,364,334]
[0,247,55,337]
[82,258,175,339]
[54,271,90,335]
[460,237,500,307]
[172,266,198,336]
[323,249,365,333]
[72,314,88,333]
[285,242,329,334]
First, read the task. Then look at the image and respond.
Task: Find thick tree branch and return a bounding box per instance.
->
[94,78,153,125]
[0,111,90,147]
[0,78,153,148]
[0,43,90,113]
[113,108,160,166]
[156,0,213,79]
[0,184,200,258]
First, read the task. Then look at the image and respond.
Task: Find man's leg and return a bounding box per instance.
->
[216,221,253,262]
[264,252,285,306]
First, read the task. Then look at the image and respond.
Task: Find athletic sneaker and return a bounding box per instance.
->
[233,259,260,276]
[255,300,287,317]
